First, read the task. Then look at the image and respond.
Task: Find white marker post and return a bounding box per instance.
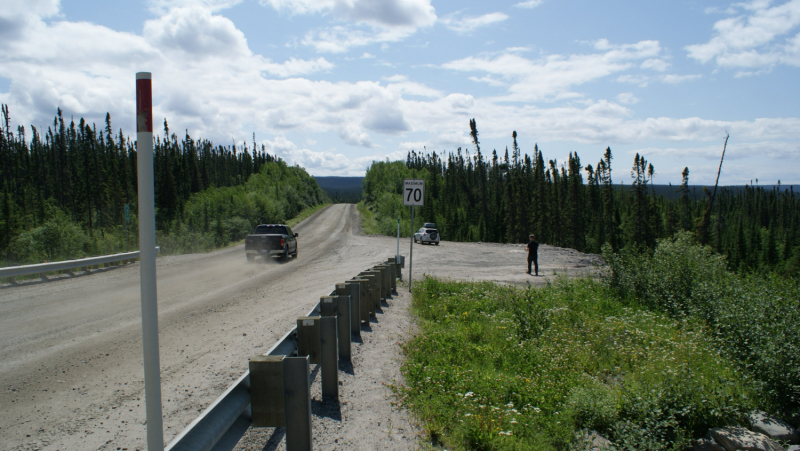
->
[403,179,424,291]
[136,72,164,451]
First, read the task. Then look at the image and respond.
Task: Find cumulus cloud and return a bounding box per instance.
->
[264,0,436,52]
[444,40,661,101]
[440,12,509,34]
[144,6,250,57]
[515,0,544,8]
[147,0,243,14]
[261,135,371,175]
[339,125,376,147]
[640,58,670,71]
[661,73,702,84]
[262,57,334,77]
[616,92,640,104]
[686,0,800,70]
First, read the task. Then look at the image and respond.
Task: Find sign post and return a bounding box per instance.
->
[403,179,424,291]
[136,72,164,451]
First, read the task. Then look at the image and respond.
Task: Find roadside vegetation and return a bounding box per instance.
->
[0,106,328,265]
[356,200,381,235]
[362,119,799,278]
[398,234,798,450]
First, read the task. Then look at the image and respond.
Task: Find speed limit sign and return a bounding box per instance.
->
[403,179,424,206]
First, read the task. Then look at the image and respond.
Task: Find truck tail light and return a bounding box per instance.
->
[280,238,285,247]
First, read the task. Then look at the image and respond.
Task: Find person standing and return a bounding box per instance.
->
[526,234,539,276]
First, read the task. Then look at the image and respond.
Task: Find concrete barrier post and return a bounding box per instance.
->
[338,283,361,336]
[319,316,338,400]
[249,355,285,427]
[296,317,321,364]
[386,260,397,293]
[284,356,312,451]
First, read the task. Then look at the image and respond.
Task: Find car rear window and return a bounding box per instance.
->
[254,225,288,235]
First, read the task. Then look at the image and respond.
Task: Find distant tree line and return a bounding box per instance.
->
[363,119,799,276]
[0,105,326,263]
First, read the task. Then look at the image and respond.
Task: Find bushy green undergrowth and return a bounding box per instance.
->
[398,276,759,450]
[604,231,800,415]
[357,200,381,235]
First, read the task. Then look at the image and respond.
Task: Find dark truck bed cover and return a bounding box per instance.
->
[245,224,298,261]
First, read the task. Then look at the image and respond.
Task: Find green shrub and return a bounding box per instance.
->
[603,231,800,414]
[398,276,756,450]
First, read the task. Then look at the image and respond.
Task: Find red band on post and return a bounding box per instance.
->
[136,78,152,133]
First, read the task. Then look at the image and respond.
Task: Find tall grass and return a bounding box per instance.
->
[398,276,758,450]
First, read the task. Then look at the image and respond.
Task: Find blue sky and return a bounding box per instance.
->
[1,0,799,184]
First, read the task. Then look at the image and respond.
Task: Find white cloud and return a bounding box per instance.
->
[361,52,375,58]
[616,92,640,104]
[617,74,650,87]
[263,0,436,53]
[146,0,243,14]
[144,6,250,57]
[515,0,544,8]
[442,40,662,101]
[262,135,370,175]
[686,0,800,69]
[634,141,800,160]
[661,73,703,84]
[262,57,334,77]
[338,125,376,148]
[440,12,509,34]
[640,58,670,71]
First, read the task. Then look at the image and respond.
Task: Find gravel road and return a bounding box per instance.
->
[0,204,602,450]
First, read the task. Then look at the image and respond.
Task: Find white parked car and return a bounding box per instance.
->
[414,226,440,245]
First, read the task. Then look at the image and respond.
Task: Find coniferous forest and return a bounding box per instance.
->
[362,119,800,277]
[0,105,328,265]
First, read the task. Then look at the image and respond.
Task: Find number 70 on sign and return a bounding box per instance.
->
[403,179,425,206]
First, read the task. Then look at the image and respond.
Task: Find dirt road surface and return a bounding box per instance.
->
[0,204,601,450]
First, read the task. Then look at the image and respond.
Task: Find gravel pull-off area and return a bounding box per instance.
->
[0,204,602,450]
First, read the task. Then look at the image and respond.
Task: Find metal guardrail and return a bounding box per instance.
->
[166,257,401,451]
[166,303,321,451]
[0,247,160,282]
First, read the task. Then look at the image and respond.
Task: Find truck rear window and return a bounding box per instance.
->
[254,225,288,235]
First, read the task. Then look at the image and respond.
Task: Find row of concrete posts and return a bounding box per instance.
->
[247,256,403,450]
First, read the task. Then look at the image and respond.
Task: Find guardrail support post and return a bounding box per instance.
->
[350,278,371,322]
[319,316,338,400]
[284,356,312,451]
[339,282,361,337]
[296,317,321,364]
[320,295,350,361]
[386,259,397,293]
[249,355,285,427]
[389,257,401,282]
[358,273,378,314]
[375,265,391,299]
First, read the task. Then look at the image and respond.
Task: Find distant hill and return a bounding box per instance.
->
[314,176,364,203]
